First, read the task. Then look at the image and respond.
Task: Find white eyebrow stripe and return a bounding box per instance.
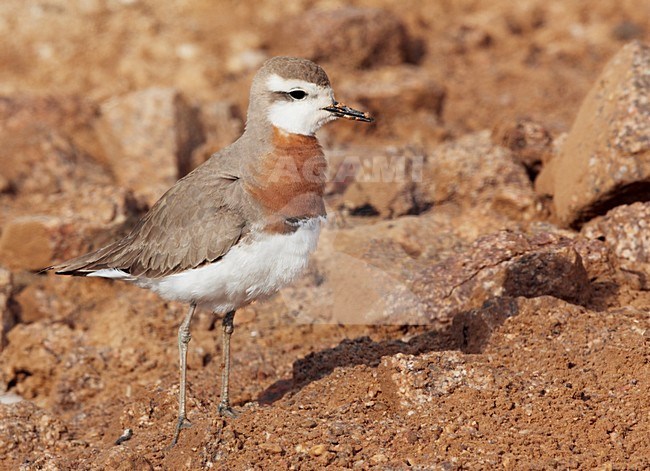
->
[266,74,315,93]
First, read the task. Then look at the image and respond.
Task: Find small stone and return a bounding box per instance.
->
[309,444,328,456]
[450,24,493,53]
[299,418,317,429]
[405,430,418,444]
[367,386,380,398]
[259,442,283,454]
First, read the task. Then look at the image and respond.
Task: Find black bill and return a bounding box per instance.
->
[323,101,374,122]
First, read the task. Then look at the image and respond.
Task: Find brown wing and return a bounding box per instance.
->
[52,170,248,278]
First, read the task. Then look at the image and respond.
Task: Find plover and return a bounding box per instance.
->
[50,56,373,445]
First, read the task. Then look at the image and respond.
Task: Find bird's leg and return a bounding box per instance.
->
[218,310,238,418]
[170,303,196,447]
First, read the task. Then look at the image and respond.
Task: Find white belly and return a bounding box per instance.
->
[137,217,323,312]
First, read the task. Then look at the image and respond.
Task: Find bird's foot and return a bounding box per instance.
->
[218,402,239,419]
[168,415,192,448]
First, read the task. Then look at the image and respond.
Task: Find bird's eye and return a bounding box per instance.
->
[288,89,307,100]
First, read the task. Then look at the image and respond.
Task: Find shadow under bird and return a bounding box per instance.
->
[49,56,373,446]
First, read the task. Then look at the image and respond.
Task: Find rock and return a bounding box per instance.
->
[226,48,268,75]
[97,88,205,205]
[0,94,75,126]
[339,66,445,119]
[281,212,457,326]
[281,211,602,327]
[408,231,598,325]
[536,41,650,227]
[0,217,62,271]
[568,233,615,280]
[285,226,430,326]
[449,24,494,54]
[95,447,154,471]
[0,128,89,195]
[225,31,267,74]
[492,118,553,177]
[0,401,73,468]
[0,95,101,154]
[582,202,650,274]
[451,297,520,354]
[324,147,364,197]
[259,442,284,454]
[189,101,244,170]
[533,132,568,201]
[376,295,650,467]
[611,21,645,41]
[309,444,328,456]
[379,350,495,411]
[337,146,427,218]
[0,96,110,195]
[380,295,650,416]
[0,175,10,194]
[14,282,51,324]
[0,186,143,271]
[334,132,537,220]
[329,203,525,263]
[501,240,590,302]
[0,322,79,401]
[0,267,16,351]
[335,66,446,145]
[422,131,538,221]
[270,7,420,70]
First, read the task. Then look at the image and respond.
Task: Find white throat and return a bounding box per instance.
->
[266,74,336,136]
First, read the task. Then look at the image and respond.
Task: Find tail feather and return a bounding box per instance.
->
[49,241,127,276]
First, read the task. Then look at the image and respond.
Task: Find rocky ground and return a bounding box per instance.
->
[1,1,650,469]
